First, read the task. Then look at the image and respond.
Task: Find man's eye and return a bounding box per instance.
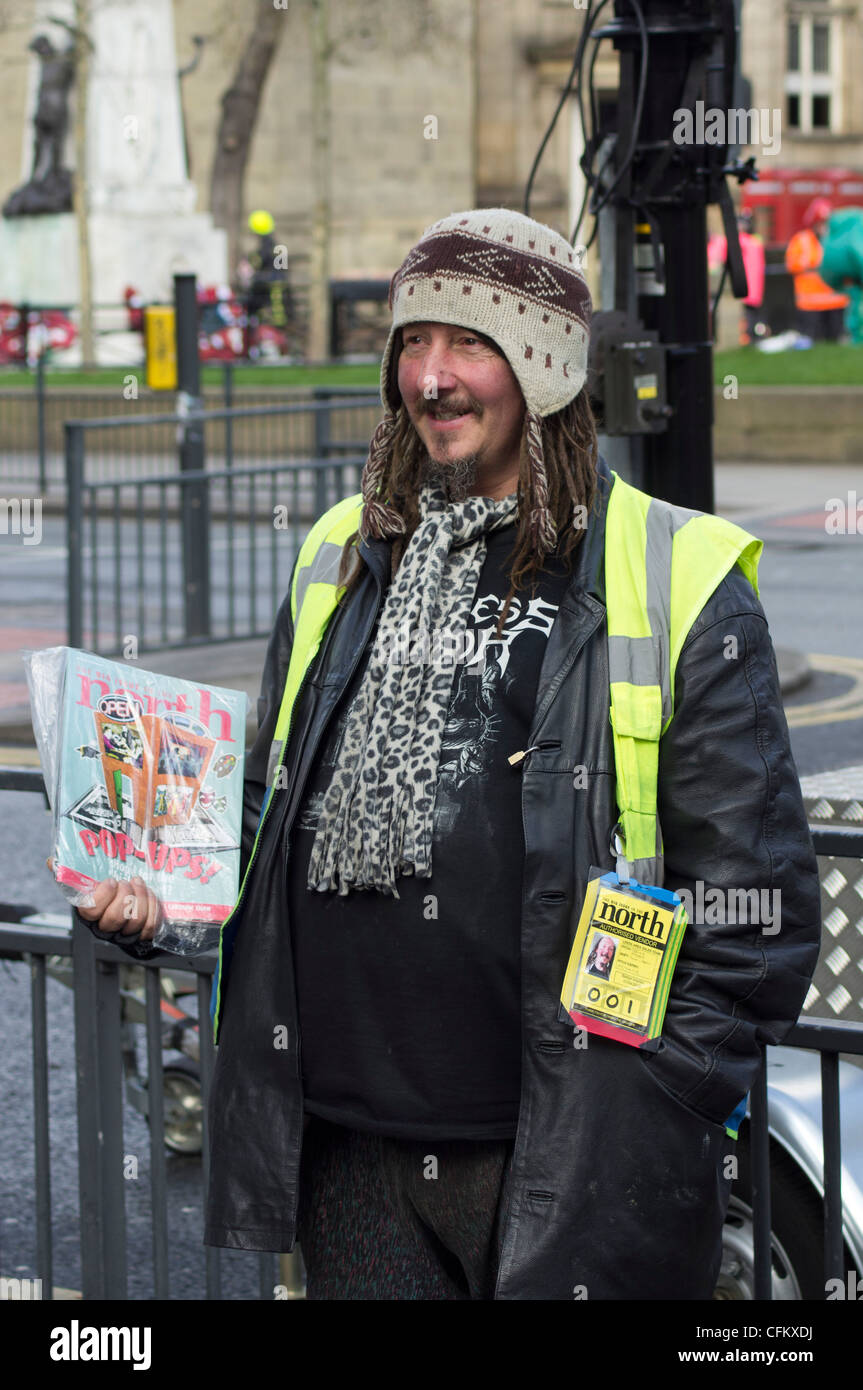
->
[401,333,486,349]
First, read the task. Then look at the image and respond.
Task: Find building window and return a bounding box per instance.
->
[784,10,841,135]
[812,94,831,128]
[812,21,830,73]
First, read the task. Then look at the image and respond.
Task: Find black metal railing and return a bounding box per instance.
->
[0,373,379,494]
[63,396,376,653]
[0,767,304,1300]
[2,764,861,1300]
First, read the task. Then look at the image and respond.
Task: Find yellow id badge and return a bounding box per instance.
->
[559,869,687,1050]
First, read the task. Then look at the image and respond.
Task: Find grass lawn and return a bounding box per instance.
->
[712,343,863,386]
[0,347,859,389]
[0,362,381,390]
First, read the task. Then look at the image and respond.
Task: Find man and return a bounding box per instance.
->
[785,197,849,342]
[586,936,616,980]
[78,208,821,1301]
[241,209,292,346]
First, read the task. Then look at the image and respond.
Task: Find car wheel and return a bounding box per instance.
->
[715,1129,828,1300]
[160,1061,203,1155]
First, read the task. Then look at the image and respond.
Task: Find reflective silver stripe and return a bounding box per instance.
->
[630,856,664,888]
[293,540,346,619]
[658,499,701,535]
[606,497,683,723]
[643,502,674,724]
[607,635,660,689]
[267,739,282,788]
[618,816,665,889]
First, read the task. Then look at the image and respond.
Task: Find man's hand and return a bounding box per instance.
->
[76,875,162,943]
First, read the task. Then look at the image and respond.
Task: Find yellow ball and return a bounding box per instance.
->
[248,210,275,236]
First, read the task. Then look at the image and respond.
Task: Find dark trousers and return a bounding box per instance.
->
[297,1115,514,1300]
[796,306,846,341]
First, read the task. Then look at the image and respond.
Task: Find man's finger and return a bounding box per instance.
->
[76,877,120,923]
[116,877,149,935]
[142,885,162,942]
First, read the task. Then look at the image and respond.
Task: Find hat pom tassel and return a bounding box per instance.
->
[359,413,405,543]
[525,411,557,553]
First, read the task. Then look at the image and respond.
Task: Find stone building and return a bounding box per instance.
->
[0,0,860,347]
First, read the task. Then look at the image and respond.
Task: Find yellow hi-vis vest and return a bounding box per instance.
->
[211,475,761,1037]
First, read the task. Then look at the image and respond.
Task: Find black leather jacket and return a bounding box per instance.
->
[90,457,823,1298]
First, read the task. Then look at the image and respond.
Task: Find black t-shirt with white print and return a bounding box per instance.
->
[287,520,573,1139]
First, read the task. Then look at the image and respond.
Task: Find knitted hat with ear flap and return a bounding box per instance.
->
[359,207,592,551]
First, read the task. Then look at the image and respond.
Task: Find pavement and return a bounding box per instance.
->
[0,458,860,756]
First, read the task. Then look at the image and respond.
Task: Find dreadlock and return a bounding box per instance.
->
[335,390,599,642]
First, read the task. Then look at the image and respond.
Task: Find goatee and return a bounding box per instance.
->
[418,449,480,503]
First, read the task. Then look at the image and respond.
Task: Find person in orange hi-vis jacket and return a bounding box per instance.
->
[786,197,849,341]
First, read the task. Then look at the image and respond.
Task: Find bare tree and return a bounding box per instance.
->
[72,1,94,366]
[209,0,286,275]
[306,0,330,362]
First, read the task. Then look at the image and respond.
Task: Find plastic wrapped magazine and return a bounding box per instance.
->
[25,646,248,954]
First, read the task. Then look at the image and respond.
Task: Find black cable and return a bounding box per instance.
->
[523,0,648,258]
[568,0,648,249]
[576,5,597,176]
[570,0,616,244]
[523,1,596,218]
[587,0,608,137]
[569,181,592,250]
[583,0,649,249]
[710,260,729,342]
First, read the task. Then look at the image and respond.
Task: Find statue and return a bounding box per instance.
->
[3,35,75,218]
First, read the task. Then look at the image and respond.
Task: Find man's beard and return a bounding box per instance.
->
[418,447,480,503]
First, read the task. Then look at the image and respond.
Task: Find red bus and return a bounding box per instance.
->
[742,166,863,246]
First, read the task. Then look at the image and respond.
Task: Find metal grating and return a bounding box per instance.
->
[800,767,863,1023]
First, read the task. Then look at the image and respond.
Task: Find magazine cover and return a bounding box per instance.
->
[559,870,688,1050]
[25,646,248,954]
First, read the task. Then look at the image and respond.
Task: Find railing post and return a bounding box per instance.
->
[312,387,329,518]
[72,926,111,1297]
[65,422,84,649]
[821,1049,844,1288]
[36,351,47,495]
[78,930,128,1300]
[145,970,170,1298]
[223,361,234,470]
[174,273,211,639]
[750,1054,772,1300]
[29,951,53,1298]
[197,972,222,1298]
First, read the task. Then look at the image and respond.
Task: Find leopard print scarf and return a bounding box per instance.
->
[306,479,518,897]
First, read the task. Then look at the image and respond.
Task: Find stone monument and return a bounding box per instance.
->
[0,0,227,331]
